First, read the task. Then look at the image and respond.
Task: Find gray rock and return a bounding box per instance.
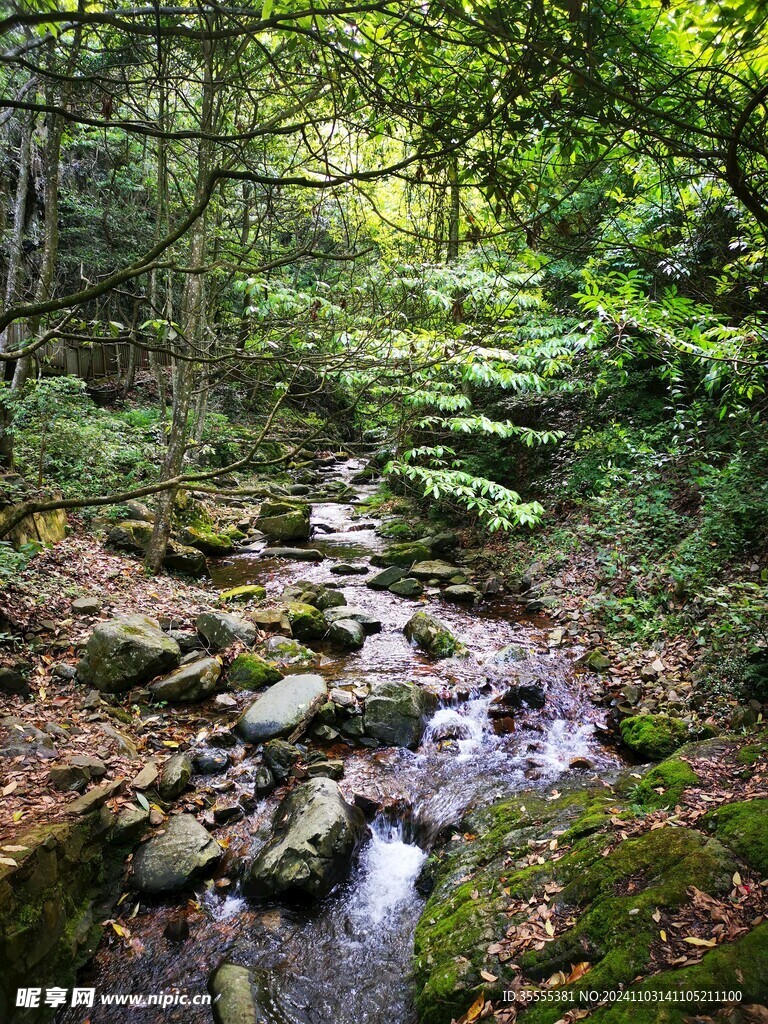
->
[166,629,204,654]
[234,674,328,743]
[403,612,462,659]
[388,577,424,598]
[149,657,222,703]
[323,605,381,634]
[72,596,102,616]
[111,804,151,845]
[131,813,222,893]
[0,666,29,696]
[77,615,181,693]
[261,635,316,666]
[208,962,260,1024]
[263,547,324,560]
[330,563,369,576]
[263,739,301,780]
[132,761,159,789]
[158,752,193,801]
[256,503,311,541]
[327,618,365,650]
[0,715,58,758]
[363,679,438,748]
[366,566,409,590]
[410,560,465,582]
[242,778,366,900]
[193,749,231,775]
[485,644,528,665]
[196,611,257,651]
[254,766,275,795]
[443,584,480,603]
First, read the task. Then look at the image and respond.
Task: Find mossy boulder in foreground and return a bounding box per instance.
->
[619,713,689,760]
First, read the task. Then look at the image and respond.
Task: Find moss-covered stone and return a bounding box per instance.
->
[404,612,463,659]
[371,541,432,568]
[619,714,689,761]
[285,602,326,641]
[219,584,267,604]
[703,798,768,876]
[228,653,283,691]
[626,756,701,810]
[178,524,235,555]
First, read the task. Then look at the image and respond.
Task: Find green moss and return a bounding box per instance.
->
[629,756,700,810]
[737,741,768,766]
[703,798,768,876]
[285,602,326,641]
[371,541,432,568]
[620,714,689,761]
[219,584,267,604]
[228,653,283,691]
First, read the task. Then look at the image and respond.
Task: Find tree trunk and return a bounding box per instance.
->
[446,157,460,264]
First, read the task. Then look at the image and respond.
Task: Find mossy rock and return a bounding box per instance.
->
[285,602,326,641]
[228,653,283,691]
[404,612,463,659]
[178,524,235,555]
[625,755,701,810]
[703,797,768,876]
[219,584,267,605]
[371,541,432,568]
[619,714,689,761]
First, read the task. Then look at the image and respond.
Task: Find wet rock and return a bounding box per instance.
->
[263,739,301,780]
[77,615,181,693]
[194,748,231,775]
[0,665,29,696]
[403,612,462,659]
[443,584,480,604]
[323,605,382,634]
[490,683,546,713]
[261,635,316,666]
[219,585,267,604]
[263,547,324,560]
[330,563,369,576]
[242,778,366,900]
[131,813,222,893]
[208,962,261,1024]
[371,542,431,568]
[367,565,409,590]
[389,577,424,598]
[569,756,595,770]
[410,560,465,583]
[214,803,244,825]
[327,618,365,650]
[285,602,326,641]
[251,607,291,633]
[228,652,283,691]
[364,679,438,748]
[71,595,102,616]
[177,525,235,556]
[492,716,516,736]
[485,644,528,665]
[149,657,222,703]
[578,649,611,672]
[164,916,190,942]
[254,766,275,796]
[196,611,257,651]
[256,501,311,542]
[158,752,193,801]
[235,674,328,743]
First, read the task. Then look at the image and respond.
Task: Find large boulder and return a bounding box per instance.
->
[158,752,192,800]
[403,612,462,659]
[366,565,409,590]
[364,679,437,748]
[285,602,327,641]
[262,547,324,560]
[107,520,207,576]
[242,778,366,900]
[327,618,365,650]
[620,714,689,761]
[234,674,328,743]
[177,525,235,555]
[219,585,267,605]
[148,656,221,703]
[370,541,431,568]
[77,615,181,693]
[196,611,257,651]
[130,813,222,893]
[410,560,466,583]
[256,500,311,541]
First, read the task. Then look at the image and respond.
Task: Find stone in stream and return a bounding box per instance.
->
[148,656,222,703]
[443,584,481,603]
[489,683,546,715]
[193,748,231,775]
[130,813,222,893]
[208,962,274,1024]
[260,635,316,666]
[285,602,327,640]
[77,615,181,693]
[327,618,365,650]
[403,612,463,659]
[367,565,409,590]
[323,605,382,634]
[256,500,311,542]
[409,560,467,583]
[158,751,193,800]
[227,653,283,691]
[263,739,301,780]
[218,584,267,604]
[363,679,438,748]
[388,577,424,598]
[370,541,432,568]
[330,563,369,575]
[485,644,529,665]
[234,674,328,743]
[242,778,366,900]
[282,580,345,610]
[196,611,257,651]
[262,546,324,561]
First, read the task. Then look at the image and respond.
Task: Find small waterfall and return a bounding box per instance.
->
[346,817,426,930]
[536,719,596,773]
[422,700,492,757]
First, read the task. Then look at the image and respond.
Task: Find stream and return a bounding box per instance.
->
[59,458,622,1024]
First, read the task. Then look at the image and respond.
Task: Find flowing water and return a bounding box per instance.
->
[59,459,622,1024]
